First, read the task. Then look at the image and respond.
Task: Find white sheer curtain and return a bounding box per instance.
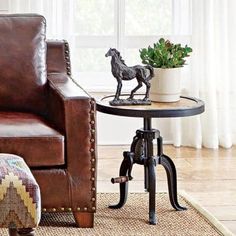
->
[172,0,233,149]
[9,0,75,39]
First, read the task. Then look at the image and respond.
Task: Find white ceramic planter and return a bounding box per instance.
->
[150,68,181,102]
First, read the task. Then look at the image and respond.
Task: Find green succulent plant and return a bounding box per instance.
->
[139,38,192,68]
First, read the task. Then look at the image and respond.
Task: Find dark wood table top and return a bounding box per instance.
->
[96,94,205,118]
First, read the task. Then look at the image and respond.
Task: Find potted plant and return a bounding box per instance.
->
[139,38,192,102]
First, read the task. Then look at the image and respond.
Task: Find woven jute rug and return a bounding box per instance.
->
[0,192,234,236]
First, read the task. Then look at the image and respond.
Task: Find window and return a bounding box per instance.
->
[8,0,191,91]
[72,0,190,91]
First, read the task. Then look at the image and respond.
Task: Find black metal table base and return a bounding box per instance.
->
[109,117,187,224]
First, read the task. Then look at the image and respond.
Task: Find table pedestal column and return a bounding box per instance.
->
[109,117,187,224]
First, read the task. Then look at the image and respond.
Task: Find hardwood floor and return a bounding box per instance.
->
[97,145,236,234]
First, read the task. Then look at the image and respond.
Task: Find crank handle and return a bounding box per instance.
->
[111,176,133,184]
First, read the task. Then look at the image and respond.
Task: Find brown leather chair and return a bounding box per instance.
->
[0,14,97,227]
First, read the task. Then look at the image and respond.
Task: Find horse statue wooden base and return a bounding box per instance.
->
[105,48,154,106]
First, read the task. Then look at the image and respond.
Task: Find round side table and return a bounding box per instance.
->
[96,95,205,225]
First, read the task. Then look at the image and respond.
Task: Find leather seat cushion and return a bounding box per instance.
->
[0,112,64,167]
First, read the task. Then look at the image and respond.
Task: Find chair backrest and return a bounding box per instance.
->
[0,14,47,115]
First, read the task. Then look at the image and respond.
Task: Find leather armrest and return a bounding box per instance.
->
[47,73,97,209]
[47,73,95,132]
[48,73,89,99]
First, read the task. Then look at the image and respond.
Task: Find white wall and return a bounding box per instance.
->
[0,0,8,12]
[97,112,173,145]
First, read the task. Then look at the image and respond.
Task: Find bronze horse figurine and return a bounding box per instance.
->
[105,48,154,102]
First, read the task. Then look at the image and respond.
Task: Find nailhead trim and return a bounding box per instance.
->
[41,206,98,212]
[89,99,96,212]
[64,41,72,76]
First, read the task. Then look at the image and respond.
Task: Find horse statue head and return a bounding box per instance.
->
[105,48,119,58]
[105,48,126,66]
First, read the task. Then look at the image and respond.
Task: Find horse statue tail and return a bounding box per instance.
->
[145,65,154,80]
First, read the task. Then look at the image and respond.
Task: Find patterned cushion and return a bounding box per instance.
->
[0,153,41,228]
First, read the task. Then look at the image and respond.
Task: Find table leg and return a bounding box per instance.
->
[109,152,132,208]
[144,117,158,224]
[157,137,187,211]
[147,156,157,224]
[144,166,149,191]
